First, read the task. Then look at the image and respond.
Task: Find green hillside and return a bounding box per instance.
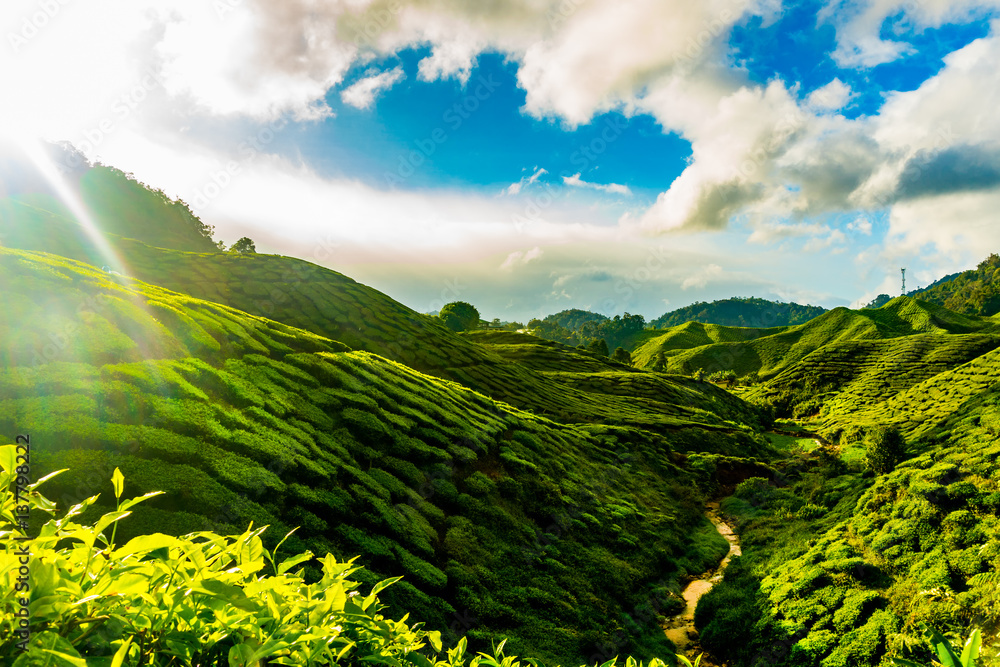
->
[6,158,1000,667]
[633,297,1000,380]
[650,297,827,329]
[0,246,775,664]
[1,165,218,255]
[694,365,1000,667]
[910,253,1000,316]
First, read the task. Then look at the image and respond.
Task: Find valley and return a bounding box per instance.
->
[2,162,999,666]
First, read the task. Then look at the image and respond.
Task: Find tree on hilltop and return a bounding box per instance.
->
[440,302,480,332]
[230,237,257,254]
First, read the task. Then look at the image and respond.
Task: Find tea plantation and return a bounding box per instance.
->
[3,165,1000,666]
[0,247,769,664]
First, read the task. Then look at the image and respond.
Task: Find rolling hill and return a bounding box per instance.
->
[633,297,1000,381]
[908,253,1000,316]
[0,163,775,664]
[650,297,827,329]
[6,149,1000,667]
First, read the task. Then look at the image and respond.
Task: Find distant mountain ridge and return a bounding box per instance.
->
[651,296,827,329]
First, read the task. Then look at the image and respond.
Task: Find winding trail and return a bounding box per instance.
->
[662,502,741,664]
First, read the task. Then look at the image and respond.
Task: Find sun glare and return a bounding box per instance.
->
[17,137,127,274]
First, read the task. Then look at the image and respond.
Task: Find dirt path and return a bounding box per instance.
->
[662,502,741,665]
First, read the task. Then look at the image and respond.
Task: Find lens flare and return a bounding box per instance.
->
[16,137,127,274]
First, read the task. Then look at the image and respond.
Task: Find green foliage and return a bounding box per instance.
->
[912,252,1000,316]
[891,627,983,667]
[0,453,678,667]
[229,237,257,254]
[440,302,480,332]
[0,247,778,664]
[587,339,610,357]
[611,347,632,365]
[650,297,827,329]
[864,426,907,474]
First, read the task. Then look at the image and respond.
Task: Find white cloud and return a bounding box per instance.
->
[819,0,1000,67]
[5,0,1000,313]
[563,173,631,195]
[847,216,873,235]
[500,246,544,271]
[517,0,765,125]
[504,167,547,195]
[341,67,405,109]
[681,263,723,289]
[803,228,847,252]
[806,78,853,111]
[417,38,479,84]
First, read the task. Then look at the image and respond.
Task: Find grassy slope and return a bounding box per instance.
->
[632,322,790,369]
[465,331,765,435]
[689,301,1000,667]
[633,298,1000,380]
[2,247,774,665]
[695,384,1000,667]
[2,203,763,442]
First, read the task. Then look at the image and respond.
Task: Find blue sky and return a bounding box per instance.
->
[4,0,1000,321]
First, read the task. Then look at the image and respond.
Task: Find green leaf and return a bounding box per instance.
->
[371,575,403,597]
[93,510,131,539]
[929,630,962,667]
[0,444,17,475]
[960,629,981,667]
[229,643,257,667]
[116,491,165,513]
[247,639,293,663]
[12,632,88,667]
[112,533,181,561]
[427,630,443,653]
[277,551,314,575]
[29,468,68,491]
[110,637,133,667]
[111,467,125,500]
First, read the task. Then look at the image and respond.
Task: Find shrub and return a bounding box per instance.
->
[439,302,480,332]
[864,426,906,474]
[841,424,866,445]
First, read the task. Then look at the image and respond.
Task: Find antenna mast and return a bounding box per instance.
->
[901,268,906,295]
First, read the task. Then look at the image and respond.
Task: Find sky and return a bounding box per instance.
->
[2,0,1000,322]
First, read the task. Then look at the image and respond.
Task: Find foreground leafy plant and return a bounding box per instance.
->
[890,627,982,667]
[0,445,678,667]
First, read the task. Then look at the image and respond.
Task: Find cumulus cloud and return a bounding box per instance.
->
[847,216,873,235]
[417,38,480,83]
[803,228,847,252]
[820,0,1000,67]
[341,67,405,109]
[6,0,1000,290]
[806,78,853,111]
[563,173,631,195]
[500,246,544,271]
